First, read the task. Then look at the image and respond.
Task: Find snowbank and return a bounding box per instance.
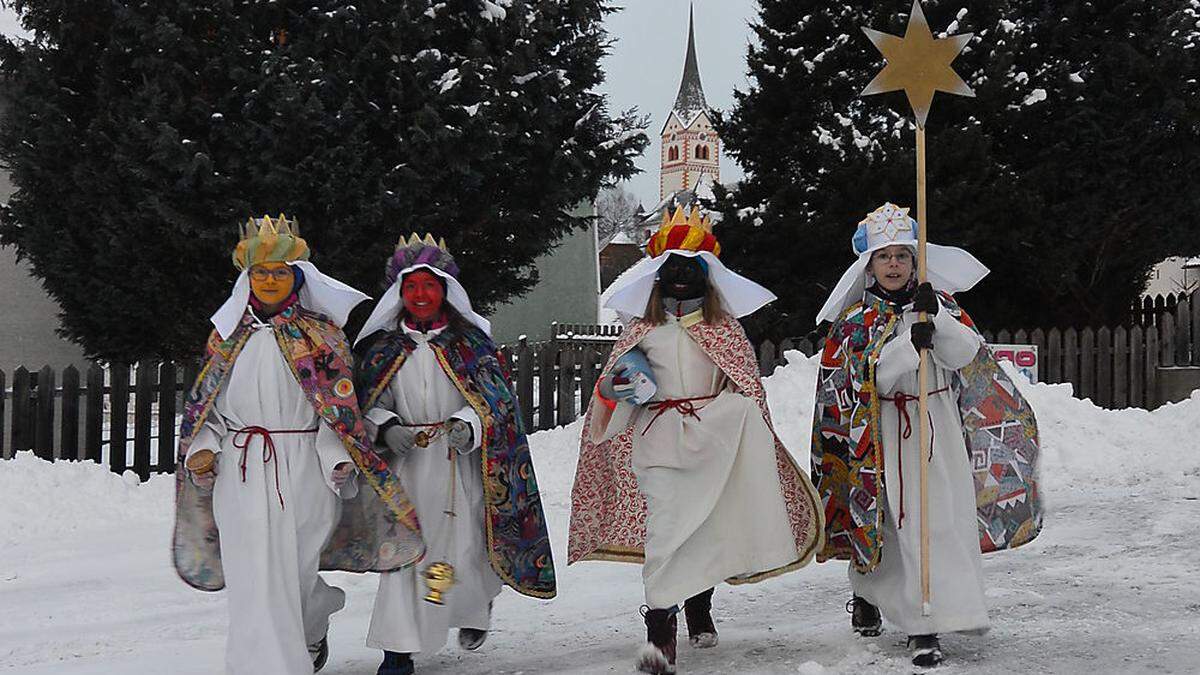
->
[0,454,173,549]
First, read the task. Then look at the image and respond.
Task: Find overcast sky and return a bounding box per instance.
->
[598,0,759,207]
[0,1,759,207]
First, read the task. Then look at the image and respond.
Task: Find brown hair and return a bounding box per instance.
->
[642,282,727,325]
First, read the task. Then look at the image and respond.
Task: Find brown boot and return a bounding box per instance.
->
[683,588,718,648]
[637,606,678,674]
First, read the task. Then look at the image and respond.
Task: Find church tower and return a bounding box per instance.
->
[660,5,720,200]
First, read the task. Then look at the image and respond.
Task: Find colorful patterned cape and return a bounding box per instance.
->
[172,304,425,591]
[355,324,556,599]
[810,293,1043,574]
[568,315,824,584]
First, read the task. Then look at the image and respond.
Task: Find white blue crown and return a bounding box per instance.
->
[852,202,919,256]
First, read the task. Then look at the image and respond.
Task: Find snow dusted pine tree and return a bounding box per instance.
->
[714,0,1200,339]
[0,0,647,361]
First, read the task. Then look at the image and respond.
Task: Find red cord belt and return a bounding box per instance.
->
[878,387,948,529]
[642,395,718,436]
[232,425,319,510]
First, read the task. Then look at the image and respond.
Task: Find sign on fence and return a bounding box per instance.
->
[989,344,1039,383]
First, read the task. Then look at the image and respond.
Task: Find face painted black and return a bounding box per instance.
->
[657,254,707,300]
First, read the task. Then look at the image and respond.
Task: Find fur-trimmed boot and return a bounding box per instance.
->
[908,634,944,667]
[683,588,718,648]
[637,606,678,674]
[847,595,882,637]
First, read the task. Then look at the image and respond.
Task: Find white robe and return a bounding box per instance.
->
[364,324,498,654]
[850,303,991,636]
[187,320,357,675]
[631,311,800,609]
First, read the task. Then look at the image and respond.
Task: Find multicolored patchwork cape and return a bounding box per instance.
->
[811,293,1043,573]
[568,315,824,584]
[172,304,425,591]
[355,324,556,599]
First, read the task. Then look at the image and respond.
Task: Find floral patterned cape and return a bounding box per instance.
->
[172,304,424,591]
[568,315,824,584]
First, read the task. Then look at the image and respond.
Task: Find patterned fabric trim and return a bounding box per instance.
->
[172,305,424,591]
[355,326,557,599]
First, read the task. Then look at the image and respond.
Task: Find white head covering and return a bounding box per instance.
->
[815,203,989,324]
[604,249,777,322]
[210,260,370,339]
[355,263,491,346]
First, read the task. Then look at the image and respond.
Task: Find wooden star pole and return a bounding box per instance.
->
[859,0,975,617]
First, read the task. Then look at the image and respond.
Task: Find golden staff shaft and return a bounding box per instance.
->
[916,125,932,617]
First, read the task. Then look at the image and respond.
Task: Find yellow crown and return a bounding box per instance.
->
[241,213,300,240]
[232,213,310,270]
[657,205,714,234]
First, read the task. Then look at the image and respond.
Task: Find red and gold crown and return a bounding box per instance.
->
[645,206,720,258]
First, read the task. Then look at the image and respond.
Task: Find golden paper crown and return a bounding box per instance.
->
[399,232,449,251]
[646,205,720,258]
[232,213,311,270]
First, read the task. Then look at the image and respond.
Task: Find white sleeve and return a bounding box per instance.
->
[363,385,399,440]
[931,306,985,371]
[875,329,922,394]
[186,413,229,461]
[315,422,359,499]
[450,404,483,452]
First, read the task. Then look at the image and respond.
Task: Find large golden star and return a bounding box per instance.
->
[861,0,974,128]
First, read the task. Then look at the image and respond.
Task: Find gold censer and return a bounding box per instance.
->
[423,560,456,605]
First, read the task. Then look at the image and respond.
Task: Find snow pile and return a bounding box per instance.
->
[0,454,173,549]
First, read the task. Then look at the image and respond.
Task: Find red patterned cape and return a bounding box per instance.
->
[567,315,824,583]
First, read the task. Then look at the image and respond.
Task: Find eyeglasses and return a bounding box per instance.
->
[249,267,293,281]
[872,251,913,264]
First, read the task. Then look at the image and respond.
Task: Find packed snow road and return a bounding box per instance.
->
[2,356,1197,674]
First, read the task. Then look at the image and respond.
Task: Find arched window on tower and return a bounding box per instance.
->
[668,146,679,162]
[695,145,709,160]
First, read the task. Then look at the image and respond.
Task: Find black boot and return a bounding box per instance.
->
[637,606,678,674]
[377,651,415,675]
[683,587,718,648]
[908,634,944,667]
[846,595,882,637]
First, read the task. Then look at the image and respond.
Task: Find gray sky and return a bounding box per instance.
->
[599,0,759,207]
[0,1,759,208]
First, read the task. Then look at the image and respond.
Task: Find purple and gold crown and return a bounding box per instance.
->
[385,233,460,286]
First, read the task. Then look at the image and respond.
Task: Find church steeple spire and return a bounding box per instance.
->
[671,4,708,121]
[659,3,720,201]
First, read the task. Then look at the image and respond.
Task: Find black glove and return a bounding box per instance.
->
[911,321,935,351]
[912,282,939,316]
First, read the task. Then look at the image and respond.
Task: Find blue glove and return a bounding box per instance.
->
[600,348,658,405]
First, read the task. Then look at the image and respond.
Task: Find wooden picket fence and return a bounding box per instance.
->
[1130,291,1194,327]
[974,291,1199,409]
[0,361,198,480]
[3,292,1197,479]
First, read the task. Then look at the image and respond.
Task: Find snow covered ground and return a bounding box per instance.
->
[2,353,1198,674]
